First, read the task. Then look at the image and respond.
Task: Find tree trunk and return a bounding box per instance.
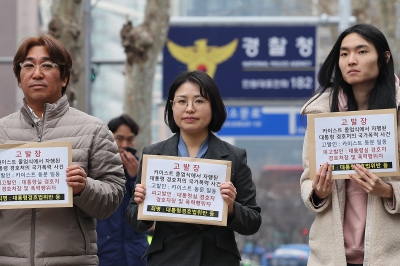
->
[377,0,400,76]
[120,0,170,156]
[48,0,85,109]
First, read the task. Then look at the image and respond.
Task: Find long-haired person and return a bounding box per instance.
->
[126,70,262,266]
[301,24,400,266]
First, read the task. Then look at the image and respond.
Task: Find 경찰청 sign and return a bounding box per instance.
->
[163,25,317,99]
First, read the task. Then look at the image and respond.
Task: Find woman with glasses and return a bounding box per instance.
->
[126,70,261,266]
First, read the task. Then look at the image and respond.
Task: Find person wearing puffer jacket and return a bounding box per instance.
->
[0,34,125,266]
[300,24,400,266]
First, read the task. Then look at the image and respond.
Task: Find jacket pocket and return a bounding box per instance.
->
[215,234,241,260]
[76,208,92,254]
[142,236,165,259]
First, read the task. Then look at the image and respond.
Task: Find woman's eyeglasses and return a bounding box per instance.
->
[171,98,208,111]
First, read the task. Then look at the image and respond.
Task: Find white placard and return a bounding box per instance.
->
[0,142,72,209]
[138,155,232,226]
[307,109,400,179]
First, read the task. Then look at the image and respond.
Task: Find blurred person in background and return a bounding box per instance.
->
[0,34,125,266]
[300,24,400,266]
[126,70,262,266]
[97,114,148,266]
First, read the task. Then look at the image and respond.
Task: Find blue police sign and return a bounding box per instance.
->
[163,25,317,99]
[217,106,306,137]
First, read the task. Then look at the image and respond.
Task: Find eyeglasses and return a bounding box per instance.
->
[171,98,208,111]
[19,62,59,73]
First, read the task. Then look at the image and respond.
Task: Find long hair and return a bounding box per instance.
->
[304,24,396,112]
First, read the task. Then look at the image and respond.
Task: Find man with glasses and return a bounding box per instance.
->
[0,34,125,266]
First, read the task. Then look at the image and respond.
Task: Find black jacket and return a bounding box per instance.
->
[126,133,261,266]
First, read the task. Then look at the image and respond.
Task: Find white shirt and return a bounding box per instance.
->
[26,105,41,124]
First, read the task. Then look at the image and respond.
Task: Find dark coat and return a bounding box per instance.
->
[126,133,262,266]
[97,168,149,266]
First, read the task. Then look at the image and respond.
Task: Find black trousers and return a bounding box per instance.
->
[347,264,363,266]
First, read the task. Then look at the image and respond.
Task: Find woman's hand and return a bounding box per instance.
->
[134,184,146,204]
[220,182,237,217]
[312,162,334,199]
[350,164,393,198]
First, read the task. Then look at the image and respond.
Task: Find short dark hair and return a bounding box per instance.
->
[311,24,396,112]
[164,70,227,133]
[13,34,72,96]
[107,114,139,136]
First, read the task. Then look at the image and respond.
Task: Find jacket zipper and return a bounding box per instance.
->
[31,106,46,266]
[36,121,42,142]
[30,210,36,266]
[37,106,46,143]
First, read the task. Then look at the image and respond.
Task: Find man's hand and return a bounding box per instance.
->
[134,184,146,204]
[120,150,139,177]
[66,165,87,195]
[220,182,237,217]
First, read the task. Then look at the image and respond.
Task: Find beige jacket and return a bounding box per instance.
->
[0,95,125,266]
[300,91,400,266]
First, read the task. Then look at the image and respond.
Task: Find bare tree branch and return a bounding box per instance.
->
[121,0,170,156]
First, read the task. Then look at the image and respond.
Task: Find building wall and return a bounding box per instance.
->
[0,0,18,117]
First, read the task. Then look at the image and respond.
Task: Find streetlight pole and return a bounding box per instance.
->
[339,0,352,33]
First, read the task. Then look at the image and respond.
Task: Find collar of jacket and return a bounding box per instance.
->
[301,90,332,115]
[301,87,400,115]
[154,132,230,160]
[21,94,70,124]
